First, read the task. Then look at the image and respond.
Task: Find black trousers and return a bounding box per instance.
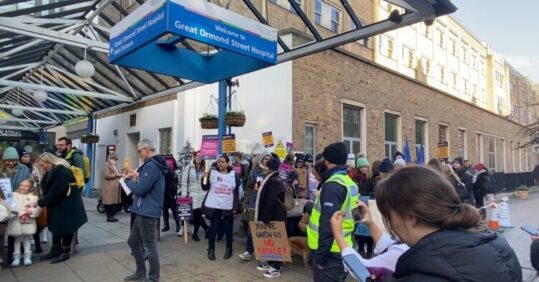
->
[105,204,117,218]
[52,233,74,249]
[311,252,347,282]
[355,235,374,253]
[162,201,179,228]
[531,240,539,272]
[192,208,208,235]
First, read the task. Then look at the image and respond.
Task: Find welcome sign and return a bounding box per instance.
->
[110,0,278,83]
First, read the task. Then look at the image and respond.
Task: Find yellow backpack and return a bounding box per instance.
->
[70,166,85,189]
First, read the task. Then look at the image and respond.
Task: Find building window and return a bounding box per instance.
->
[304,124,316,157]
[439,124,448,143]
[510,82,516,96]
[423,24,431,38]
[159,128,172,155]
[315,0,322,25]
[379,35,394,58]
[495,71,504,88]
[457,129,466,158]
[449,38,457,56]
[436,28,445,47]
[476,133,483,163]
[488,136,496,171]
[415,119,427,158]
[402,46,414,67]
[421,57,431,75]
[384,113,399,158]
[288,0,302,13]
[342,104,362,155]
[438,65,445,83]
[471,54,478,69]
[451,72,458,89]
[462,78,468,95]
[330,7,340,32]
[461,46,468,63]
[350,21,368,46]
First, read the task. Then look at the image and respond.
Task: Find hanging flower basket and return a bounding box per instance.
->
[81,134,100,143]
[225,111,246,127]
[199,114,218,129]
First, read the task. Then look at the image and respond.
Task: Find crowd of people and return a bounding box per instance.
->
[0,136,531,282]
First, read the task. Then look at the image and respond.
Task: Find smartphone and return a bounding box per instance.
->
[11,211,19,215]
[521,224,539,236]
[343,254,372,282]
[352,207,363,223]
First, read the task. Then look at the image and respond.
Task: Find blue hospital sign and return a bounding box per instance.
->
[109,0,278,83]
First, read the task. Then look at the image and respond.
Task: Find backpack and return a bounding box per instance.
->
[70,166,85,189]
[68,151,90,184]
[82,154,91,182]
[281,180,296,211]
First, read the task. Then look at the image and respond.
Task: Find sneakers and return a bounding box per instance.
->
[256,262,271,271]
[239,251,252,261]
[263,267,282,278]
[11,253,21,267]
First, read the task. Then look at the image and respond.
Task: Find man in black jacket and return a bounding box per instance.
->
[452,157,474,205]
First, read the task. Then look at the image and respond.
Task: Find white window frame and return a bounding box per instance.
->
[415,117,429,160]
[315,0,322,25]
[384,110,401,159]
[304,123,316,158]
[158,127,172,155]
[476,133,483,163]
[341,100,367,155]
[457,127,467,159]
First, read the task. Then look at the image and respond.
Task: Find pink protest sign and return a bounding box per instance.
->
[200,135,219,159]
[278,163,293,180]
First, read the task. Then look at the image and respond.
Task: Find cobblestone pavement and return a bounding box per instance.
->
[1,194,539,281]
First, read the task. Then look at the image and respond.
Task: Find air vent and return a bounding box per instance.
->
[129,114,136,127]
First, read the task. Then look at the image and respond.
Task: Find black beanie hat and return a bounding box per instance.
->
[453,157,464,165]
[266,157,281,172]
[378,158,395,173]
[322,142,348,165]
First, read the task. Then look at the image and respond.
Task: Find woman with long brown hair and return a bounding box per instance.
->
[181,151,208,241]
[375,166,521,281]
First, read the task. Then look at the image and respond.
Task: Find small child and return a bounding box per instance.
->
[7,179,41,267]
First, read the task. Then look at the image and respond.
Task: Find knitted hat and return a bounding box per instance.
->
[18,148,30,158]
[304,154,313,163]
[453,157,464,165]
[378,158,394,173]
[322,142,348,165]
[356,157,369,168]
[266,157,281,172]
[2,147,19,160]
[394,158,406,167]
[474,163,486,171]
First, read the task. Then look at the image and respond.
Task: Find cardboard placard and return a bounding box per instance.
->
[250,221,291,262]
[200,135,219,159]
[176,197,193,220]
[262,131,274,148]
[0,178,13,208]
[436,141,449,161]
[222,134,237,154]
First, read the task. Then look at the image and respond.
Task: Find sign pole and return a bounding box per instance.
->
[84,115,94,197]
[218,80,227,155]
[184,219,188,244]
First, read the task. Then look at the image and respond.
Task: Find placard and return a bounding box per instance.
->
[436,141,449,161]
[222,134,236,154]
[250,221,291,262]
[262,131,274,148]
[278,163,293,181]
[0,178,13,207]
[200,135,219,159]
[286,142,293,153]
[274,140,286,159]
[176,196,193,220]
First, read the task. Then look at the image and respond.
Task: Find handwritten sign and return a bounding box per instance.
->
[249,221,291,262]
[176,197,193,220]
[262,131,274,148]
[222,134,236,154]
[200,135,219,159]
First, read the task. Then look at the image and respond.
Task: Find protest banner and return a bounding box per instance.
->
[176,197,193,243]
[222,134,236,154]
[286,142,293,153]
[262,131,274,148]
[0,178,13,207]
[249,221,291,262]
[274,140,286,159]
[200,135,219,159]
[436,141,449,162]
[278,162,293,180]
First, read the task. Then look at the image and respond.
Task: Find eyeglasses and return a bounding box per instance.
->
[137,147,149,153]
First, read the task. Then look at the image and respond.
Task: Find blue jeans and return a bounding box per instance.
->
[246,229,254,254]
[208,209,233,251]
[128,214,160,282]
[312,252,347,282]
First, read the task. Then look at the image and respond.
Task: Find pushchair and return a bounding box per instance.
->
[97,184,132,213]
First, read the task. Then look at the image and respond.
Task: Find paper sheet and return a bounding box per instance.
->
[119,178,132,196]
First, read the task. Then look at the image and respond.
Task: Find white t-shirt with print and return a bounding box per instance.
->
[205,170,236,210]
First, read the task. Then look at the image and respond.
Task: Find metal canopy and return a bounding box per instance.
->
[0,0,456,131]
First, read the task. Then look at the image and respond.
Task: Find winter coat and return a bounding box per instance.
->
[181,164,206,209]
[100,162,121,205]
[473,170,491,198]
[126,155,169,219]
[1,163,31,193]
[453,167,474,204]
[37,165,88,236]
[254,171,286,224]
[388,230,522,282]
[244,165,266,209]
[163,168,177,209]
[7,192,40,236]
[0,199,10,235]
[353,172,374,196]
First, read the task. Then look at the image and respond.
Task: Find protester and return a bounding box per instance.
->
[180,151,208,241]
[202,155,241,261]
[472,163,491,218]
[123,139,168,282]
[7,179,41,267]
[2,147,31,265]
[56,137,86,176]
[161,160,179,234]
[450,157,474,205]
[331,201,409,281]
[295,154,309,199]
[36,152,88,264]
[254,155,287,278]
[352,155,374,258]
[18,150,33,172]
[376,166,522,281]
[306,154,320,201]
[307,142,358,282]
[240,152,271,261]
[393,158,406,170]
[100,152,122,222]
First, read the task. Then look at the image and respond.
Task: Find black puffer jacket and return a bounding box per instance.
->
[388,230,522,282]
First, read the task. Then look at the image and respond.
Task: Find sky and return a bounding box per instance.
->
[450,0,539,83]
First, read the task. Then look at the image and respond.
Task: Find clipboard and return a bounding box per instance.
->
[119,178,132,196]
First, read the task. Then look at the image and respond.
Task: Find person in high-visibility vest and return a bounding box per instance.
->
[307,142,359,282]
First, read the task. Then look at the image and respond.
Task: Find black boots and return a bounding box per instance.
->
[223,248,232,260]
[40,245,62,261]
[192,234,200,241]
[107,217,119,222]
[161,224,170,232]
[208,249,216,261]
[51,248,70,264]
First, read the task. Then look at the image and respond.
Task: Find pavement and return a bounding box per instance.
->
[0,193,538,282]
